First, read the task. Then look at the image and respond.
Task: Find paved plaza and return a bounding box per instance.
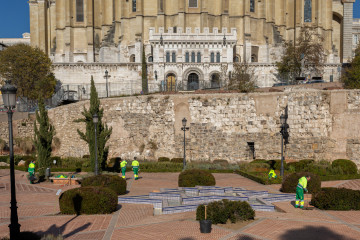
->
[0,170,360,240]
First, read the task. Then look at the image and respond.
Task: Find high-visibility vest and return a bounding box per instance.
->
[298,176,308,189]
[29,162,35,169]
[132,160,139,167]
[268,169,276,178]
[120,161,127,168]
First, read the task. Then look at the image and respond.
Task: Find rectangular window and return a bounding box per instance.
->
[185,52,189,62]
[76,0,84,22]
[304,0,312,22]
[159,0,164,12]
[172,52,176,63]
[166,52,170,62]
[189,0,198,8]
[132,0,137,12]
[250,0,255,13]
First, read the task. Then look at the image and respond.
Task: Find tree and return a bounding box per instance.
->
[0,44,56,100]
[342,44,360,89]
[75,77,112,172]
[228,62,256,93]
[34,100,55,177]
[142,46,149,94]
[276,28,326,84]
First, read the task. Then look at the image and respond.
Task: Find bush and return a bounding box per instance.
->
[158,157,170,162]
[196,199,255,224]
[281,172,321,193]
[81,174,127,195]
[171,158,184,163]
[268,160,287,170]
[331,159,358,175]
[106,157,121,172]
[312,188,360,210]
[0,156,9,163]
[59,186,117,214]
[178,169,215,187]
[212,159,228,165]
[250,159,268,164]
[235,170,282,185]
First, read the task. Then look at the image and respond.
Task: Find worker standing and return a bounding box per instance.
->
[132,157,140,180]
[28,160,35,184]
[120,159,128,179]
[295,175,311,209]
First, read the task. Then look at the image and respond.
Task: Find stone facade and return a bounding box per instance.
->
[2,90,360,168]
[353,18,360,56]
[28,0,354,91]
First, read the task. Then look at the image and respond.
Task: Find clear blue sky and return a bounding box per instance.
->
[0,0,360,38]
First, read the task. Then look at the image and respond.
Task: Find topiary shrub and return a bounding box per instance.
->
[81,174,127,195]
[158,157,170,162]
[59,186,117,214]
[281,172,321,194]
[213,159,229,165]
[196,199,255,224]
[250,159,268,164]
[331,159,358,175]
[178,169,215,187]
[170,158,184,163]
[106,157,121,172]
[268,160,287,170]
[312,188,360,210]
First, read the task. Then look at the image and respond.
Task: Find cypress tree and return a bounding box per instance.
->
[75,76,112,172]
[142,45,149,94]
[34,100,55,177]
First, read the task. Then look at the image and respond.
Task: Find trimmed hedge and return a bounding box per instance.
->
[235,170,282,185]
[331,159,358,175]
[312,188,360,210]
[196,199,255,224]
[281,172,321,193]
[178,169,215,187]
[59,186,117,214]
[81,174,127,195]
[158,157,170,162]
[170,158,184,163]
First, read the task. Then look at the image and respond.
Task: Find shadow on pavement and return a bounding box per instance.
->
[279,226,356,240]
[35,215,91,239]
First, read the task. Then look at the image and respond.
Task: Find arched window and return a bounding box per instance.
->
[76,0,84,22]
[148,56,153,62]
[166,52,170,62]
[250,0,255,13]
[210,52,215,63]
[216,52,220,63]
[233,56,240,62]
[304,0,312,22]
[172,52,176,63]
[132,0,137,12]
[130,54,135,62]
[191,52,196,62]
[197,52,201,63]
[251,54,258,63]
[211,74,220,89]
[185,52,189,62]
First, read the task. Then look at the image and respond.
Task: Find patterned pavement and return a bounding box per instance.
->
[0,169,359,239]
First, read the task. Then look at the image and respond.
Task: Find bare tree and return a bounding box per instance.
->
[228,62,256,92]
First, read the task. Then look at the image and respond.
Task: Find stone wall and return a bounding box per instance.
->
[2,89,360,167]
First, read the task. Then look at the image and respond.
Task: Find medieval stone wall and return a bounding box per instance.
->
[1,89,360,168]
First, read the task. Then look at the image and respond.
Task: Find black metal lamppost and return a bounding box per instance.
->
[181,118,190,170]
[104,70,111,98]
[280,114,289,177]
[1,81,21,238]
[93,113,99,175]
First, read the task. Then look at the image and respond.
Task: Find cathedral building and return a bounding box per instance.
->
[29,0,356,93]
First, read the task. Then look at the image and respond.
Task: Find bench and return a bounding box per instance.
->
[49,177,80,185]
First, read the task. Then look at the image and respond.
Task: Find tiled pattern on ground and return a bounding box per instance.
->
[336,179,360,190]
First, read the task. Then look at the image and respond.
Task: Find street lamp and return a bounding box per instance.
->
[181,118,190,170]
[104,70,111,98]
[280,114,289,177]
[1,80,21,238]
[93,113,99,175]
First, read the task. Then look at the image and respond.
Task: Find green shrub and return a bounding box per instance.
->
[250,159,268,164]
[281,172,321,193]
[196,199,255,224]
[106,157,121,172]
[82,155,90,159]
[178,169,215,187]
[158,157,170,162]
[331,159,358,175]
[50,156,62,166]
[170,158,184,163]
[212,159,229,165]
[268,160,287,170]
[312,188,360,210]
[59,186,117,214]
[235,170,282,185]
[0,156,9,163]
[81,174,127,195]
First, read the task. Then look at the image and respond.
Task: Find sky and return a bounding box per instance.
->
[0,0,359,38]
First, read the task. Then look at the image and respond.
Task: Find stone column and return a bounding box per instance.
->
[342,0,355,63]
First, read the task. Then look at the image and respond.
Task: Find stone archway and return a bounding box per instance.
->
[188,73,199,90]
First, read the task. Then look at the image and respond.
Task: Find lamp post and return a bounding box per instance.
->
[1,80,21,238]
[280,114,289,177]
[93,113,99,175]
[181,118,190,170]
[104,70,111,98]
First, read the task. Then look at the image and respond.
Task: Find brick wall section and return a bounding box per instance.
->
[1,89,360,168]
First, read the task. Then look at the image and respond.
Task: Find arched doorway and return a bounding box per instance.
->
[188,73,199,90]
[211,73,220,89]
[166,74,176,91]
[332,12,343,62]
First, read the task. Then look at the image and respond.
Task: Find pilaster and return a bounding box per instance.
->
[342,0,355,62]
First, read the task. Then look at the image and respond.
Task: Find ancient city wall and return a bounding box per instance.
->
[1,89,360,167]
